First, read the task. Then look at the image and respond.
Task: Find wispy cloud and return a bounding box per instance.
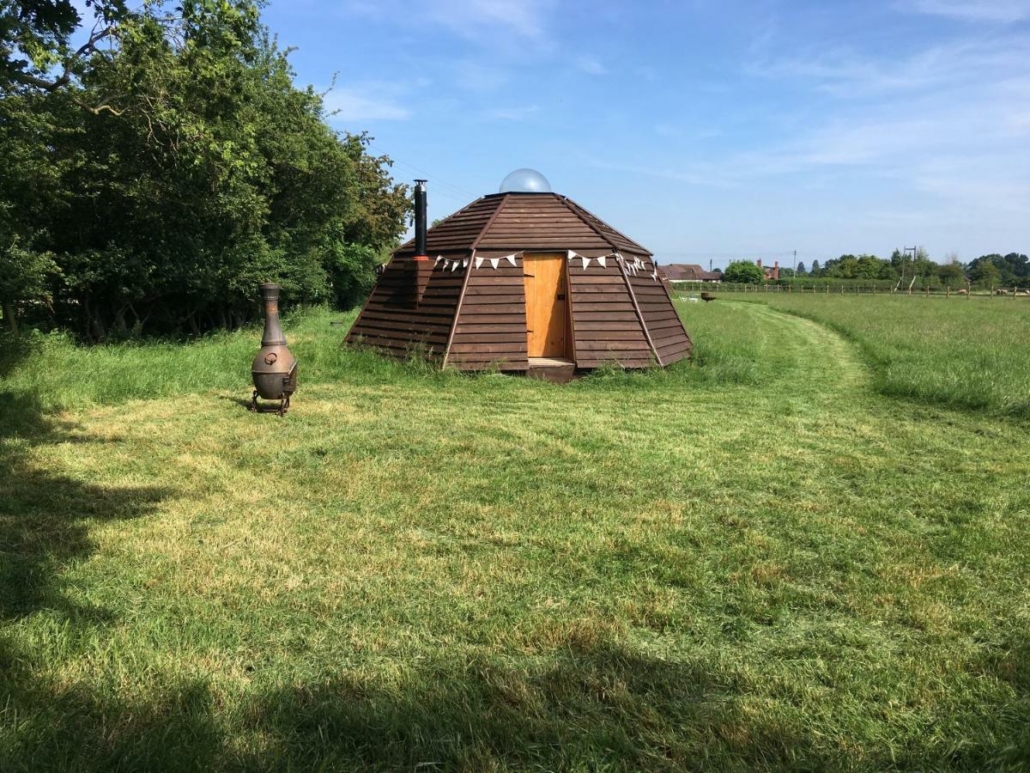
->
[451,60,510,92]
[341,0,556,40]
[576,56,607,75]
[483,105,539,121]
[322,86,412,121]
[901,0,1030,23]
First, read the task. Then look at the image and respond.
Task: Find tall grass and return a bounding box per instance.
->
[0,302,790,420]
[3,301,1029,771]
[734,294,1030,419]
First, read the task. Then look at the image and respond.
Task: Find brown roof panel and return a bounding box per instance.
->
[395,192,653,256]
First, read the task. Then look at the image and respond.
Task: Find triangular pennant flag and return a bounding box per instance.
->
[567,250,577,262]
[651,269,658,281]
[597,256,607,269]
[434,256,443,266]
[449,260,458,272]
[462,259,469,268]
[581,255,592,269]
[475,257,484,269]
[505,254,518,267]
[490,257,500,270]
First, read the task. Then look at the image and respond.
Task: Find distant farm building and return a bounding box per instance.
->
[660,264,722,282]
[347,172,693,373]
[757,260,780,281]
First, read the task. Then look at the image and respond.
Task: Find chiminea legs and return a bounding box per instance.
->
[248,389,290,416]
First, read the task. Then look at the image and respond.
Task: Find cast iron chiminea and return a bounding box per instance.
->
[250,283,297,415]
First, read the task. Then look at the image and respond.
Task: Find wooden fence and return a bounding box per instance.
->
[670,281,1030,299]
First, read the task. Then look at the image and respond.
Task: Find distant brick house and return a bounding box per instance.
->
[756,260,780,281]
[659,264,722,282]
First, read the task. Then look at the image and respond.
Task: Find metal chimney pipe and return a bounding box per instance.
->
[414,179,428,258]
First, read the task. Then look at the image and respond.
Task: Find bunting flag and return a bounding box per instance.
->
[474,256,484,269]
[449,260,458,272]
[490,257,500,270]
[651,268,659,281]
[462,259,469,268]
[567,250,578,262]
[597,256,607,269]
[505,254,518,267]
[434,256,443,266]
[581,255,592,269]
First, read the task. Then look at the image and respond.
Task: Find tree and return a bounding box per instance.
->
[2,0,408,338]
[938,253,965,289]
[1,1,127,94]
[811,259,821,276]
[970,260,1001,289]
[796,261,806,275]
[723,260,765,284]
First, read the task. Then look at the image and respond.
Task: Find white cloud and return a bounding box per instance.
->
[576,56,607,75]
[483,105,539,121]
[452,60,510,93]
[902,0,1030,23]
[341,0,556,40]
[321,88,411,121]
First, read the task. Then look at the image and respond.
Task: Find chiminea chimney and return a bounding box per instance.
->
[414,179,428,259]
[405,179,433,307]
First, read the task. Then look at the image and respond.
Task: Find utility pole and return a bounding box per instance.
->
[904,246,918,295]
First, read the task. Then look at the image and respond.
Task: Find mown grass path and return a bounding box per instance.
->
[2,304,1028,772]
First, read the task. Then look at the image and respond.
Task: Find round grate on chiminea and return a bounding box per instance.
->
[250,283,297,415]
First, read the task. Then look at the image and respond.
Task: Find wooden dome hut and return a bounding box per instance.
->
[346,174,692,375]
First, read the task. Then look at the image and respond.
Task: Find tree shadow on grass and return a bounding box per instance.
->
[0,390,174,621]
[235,643,828,773]
[1,388,191,772]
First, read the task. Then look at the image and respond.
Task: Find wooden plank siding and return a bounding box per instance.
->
[447,255,528,371]
[346,252,468,361]
[626,265,693,366]
[348,190,692,372]
[567,260,651,369]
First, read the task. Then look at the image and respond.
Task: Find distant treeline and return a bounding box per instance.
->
[1,1,408,340]
[722,251,1029,289]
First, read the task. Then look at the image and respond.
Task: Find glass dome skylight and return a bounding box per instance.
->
[499,168,552,193]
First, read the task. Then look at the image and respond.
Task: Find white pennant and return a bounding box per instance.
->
[462,259,469,268]
[597,256,607,269]
[434,256,443,266]
[581,255,592,269]
[567,250,577,262]
[505,254,518,267]
[490,257,500,269]
[651,269,658,281]
[475,257,484,269]
[449,260,458,272]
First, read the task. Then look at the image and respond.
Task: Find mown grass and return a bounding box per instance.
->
[734,293,1030,419]
[1,301,1029,771]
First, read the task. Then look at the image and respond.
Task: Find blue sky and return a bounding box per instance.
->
[259,0,1030,269]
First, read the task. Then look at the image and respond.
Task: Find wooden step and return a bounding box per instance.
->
[526,357,577,384]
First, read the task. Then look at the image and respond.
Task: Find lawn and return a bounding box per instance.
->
[1,300,1028,771]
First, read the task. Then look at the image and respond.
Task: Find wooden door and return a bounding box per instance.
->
[523,254,567,357]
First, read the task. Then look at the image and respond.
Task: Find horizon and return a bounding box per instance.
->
[250,1,1028,266]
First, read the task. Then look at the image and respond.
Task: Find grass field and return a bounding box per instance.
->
[737,293,1030,419]
[2,299,1029,771]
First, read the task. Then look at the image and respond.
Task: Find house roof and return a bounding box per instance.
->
[395,192,651,257]
[661,264,722,281]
